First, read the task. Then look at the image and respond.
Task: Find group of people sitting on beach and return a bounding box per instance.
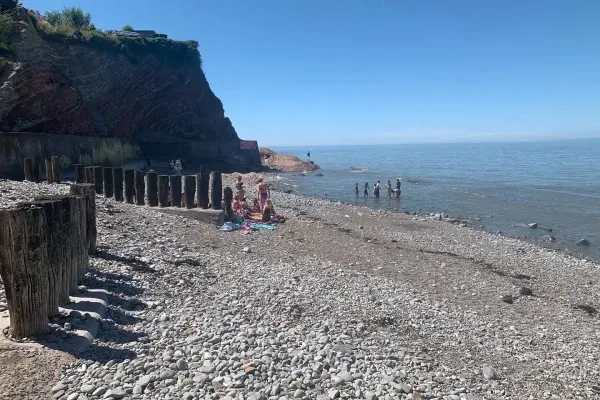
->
[230,176,283,223]
[356,178,401,199]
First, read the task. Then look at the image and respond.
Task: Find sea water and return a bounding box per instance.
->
[272,139,600,260]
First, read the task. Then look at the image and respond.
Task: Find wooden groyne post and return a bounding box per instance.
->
[158,175,169,207]
[184,175,196,209]
[74,164,85,183]
[103,167,114,197]
[24,158,40,182]
[0,192,90,339]
[70,184,97,255]
[134,171,145,206]
[146,171,158,207]
[85,166,95,184]
[93,166,103,194]
[124,169,135,204]
[50,156,61,184]
[170,175,182,207]
[113,167,124,202]
[45,158,53,184]
[197,172,210,209]
[224,186,234,219]
[0,206,50,337]
[210,171,223,210]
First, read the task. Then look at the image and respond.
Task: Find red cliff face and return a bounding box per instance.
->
[0,9,238,143]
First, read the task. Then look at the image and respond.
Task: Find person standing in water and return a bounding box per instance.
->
[374,180,381,198]
[385,180,392,198]
[363,182,370,198]
[354,183,359,199]
[395,178,401,198]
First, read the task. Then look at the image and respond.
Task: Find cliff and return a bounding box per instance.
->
[0,4,261,176]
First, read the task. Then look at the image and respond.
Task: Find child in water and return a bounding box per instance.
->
[363,182,369,198]
[385,180,392,198]
[355,183,359,199]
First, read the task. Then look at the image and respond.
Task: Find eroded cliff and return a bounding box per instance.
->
[0,7,237,142]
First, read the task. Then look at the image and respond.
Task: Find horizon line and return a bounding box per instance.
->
[262,135,600,148]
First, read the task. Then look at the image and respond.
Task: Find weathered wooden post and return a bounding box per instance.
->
[170,175,182,207]
[124,169,135,204]
[197,172,210,209]
[70,183,97,255]
[0,206,50,338]
[45,157,54,184]
[93,166,103,194]
[24,158,40,182]
[103,167,114,197]
[146,171,158,207]
[210,171,223,210]
[72,195,88,282]
[51,156,61,184]
[113,167,124,202]
[135,171,145,206]
[223,186,234,219]
[158,175,169,207]
[74,164,85,183]
[184,175,196,209]
[85,166,95,184]
[32,196,71,304]
[25,199,64,317]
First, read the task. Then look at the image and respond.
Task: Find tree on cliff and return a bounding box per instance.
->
[122,24,134,31]
[45,7,92,30]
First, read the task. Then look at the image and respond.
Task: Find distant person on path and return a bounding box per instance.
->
[307,151,311,161]
[363,182,370,198]
[147,157,151,170]
[395,178,401,198]
[385,180,392,198]
[169,160,175,172]
[374,180,381,198]
[355,183,359,199]
[174,159,182,175]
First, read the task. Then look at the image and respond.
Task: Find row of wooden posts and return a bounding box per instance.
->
[0,183,96,339]
[23,157,224,209]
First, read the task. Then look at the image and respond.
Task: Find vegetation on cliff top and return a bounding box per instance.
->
[0,11,14,54]
[30,6,201,67]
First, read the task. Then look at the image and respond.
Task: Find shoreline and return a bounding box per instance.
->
[260,172,598,263]
[1,178,599,398]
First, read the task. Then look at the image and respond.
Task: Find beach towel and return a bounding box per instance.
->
[249,222,277,231]
[219,222,243,232]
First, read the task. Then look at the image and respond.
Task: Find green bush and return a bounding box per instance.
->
[0,11,14,53]
[45,7,91,30]
[32,7,201,67]
[122,24,133,31]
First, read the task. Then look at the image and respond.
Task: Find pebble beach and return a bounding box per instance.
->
[0,177,599,400]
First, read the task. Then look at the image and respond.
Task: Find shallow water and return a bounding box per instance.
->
[272,139,600,260]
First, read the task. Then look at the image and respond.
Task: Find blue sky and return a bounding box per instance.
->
[26,0,600,146]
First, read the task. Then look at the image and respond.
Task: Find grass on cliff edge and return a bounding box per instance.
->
[30,7,201,67]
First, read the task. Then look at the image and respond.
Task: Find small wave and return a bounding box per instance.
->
[349,167,369,173]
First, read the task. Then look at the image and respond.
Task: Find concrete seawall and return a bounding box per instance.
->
[0,133,261,180]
